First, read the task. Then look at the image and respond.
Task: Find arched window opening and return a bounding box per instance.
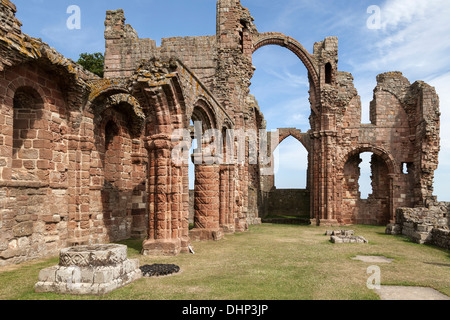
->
[359,152,373,200]
[274,136,308,189]
[402,162,413,175]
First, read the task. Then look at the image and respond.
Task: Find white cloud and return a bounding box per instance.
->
[361,0,450,76]
[428,71,450,199]
[380,0,438,30]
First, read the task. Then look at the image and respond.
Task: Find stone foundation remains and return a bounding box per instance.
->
[386,202,450,249]
[331,235,369,244]
[35,244,142,295]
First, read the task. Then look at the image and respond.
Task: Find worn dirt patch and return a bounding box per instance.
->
[375,286,450,300]
[352,255,394,263]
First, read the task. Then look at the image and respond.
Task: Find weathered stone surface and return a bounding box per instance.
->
[59,244,127,267]
[0,0,442,264]
[325,230,354,236]
[12,221,33,237]
[35,245,142,295]
[387,204,450,249]
[331,235,368,244]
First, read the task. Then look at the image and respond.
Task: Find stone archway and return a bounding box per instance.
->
[252,32,320,116]
[338,146,398,225]
[189,99,225,241]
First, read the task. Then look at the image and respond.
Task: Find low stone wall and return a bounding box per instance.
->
[386,202,450,249]
[432,228,450,250]
[267,189,310,218]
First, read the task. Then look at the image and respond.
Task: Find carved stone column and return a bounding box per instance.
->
[190,156,223,241]
[219,164,235,233]
[142,134,187,255]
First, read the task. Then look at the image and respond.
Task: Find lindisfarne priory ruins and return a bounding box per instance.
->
[0,0,448,269]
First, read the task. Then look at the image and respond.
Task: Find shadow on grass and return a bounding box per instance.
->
[115,238,143,254]
[375,232,392,236]
[423,262,450,267]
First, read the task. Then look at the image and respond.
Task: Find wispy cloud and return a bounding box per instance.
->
[360,0,450,77]
[380,0,438,30]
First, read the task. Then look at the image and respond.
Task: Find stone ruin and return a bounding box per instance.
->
[35,244,142,295]
[325,229,368,244]
[331,235,369,244]
[0,0,445,267]
[386,201,450,249]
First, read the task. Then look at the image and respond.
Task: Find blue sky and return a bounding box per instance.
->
[13,0,450,200]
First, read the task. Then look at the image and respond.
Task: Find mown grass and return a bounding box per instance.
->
[0,224,449,300]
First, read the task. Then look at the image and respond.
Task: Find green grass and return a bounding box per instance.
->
[263,214,310,220]
[0,224,449,300]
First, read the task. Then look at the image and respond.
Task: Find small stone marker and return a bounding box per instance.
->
[35,244,142,295]
[325,230,355,236]
[331,235,369,244]
[326,230,368,243]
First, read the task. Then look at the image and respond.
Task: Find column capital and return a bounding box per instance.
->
[144,134,174,151]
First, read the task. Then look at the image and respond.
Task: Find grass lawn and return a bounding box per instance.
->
[0,224,449,300]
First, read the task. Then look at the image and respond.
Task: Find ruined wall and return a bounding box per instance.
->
[267,189,310,218]
[0,61,73,264]
[104,9,217,91]
[386,203,449,249]
[332,71,440,226]
[0,1,152,265]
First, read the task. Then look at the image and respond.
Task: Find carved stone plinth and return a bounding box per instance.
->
[35,244,142,295]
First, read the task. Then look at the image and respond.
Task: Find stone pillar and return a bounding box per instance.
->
[190,158,223,241]
[219,164,235,233]
[142,135,186,256]
[311,131,339,226]
[388,174,396,224]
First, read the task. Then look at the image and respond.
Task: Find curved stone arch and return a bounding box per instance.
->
[5,77,72,131]
[174,60,233,129]
[89,86,145,137]
[190,98,219,131]
[166,76,188,131]
[339,145,399,176]
[275,129,310,152]
[252,32,320,114]
[3,77,48,108]
[88,80,130,103]
[268,127,311,155]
